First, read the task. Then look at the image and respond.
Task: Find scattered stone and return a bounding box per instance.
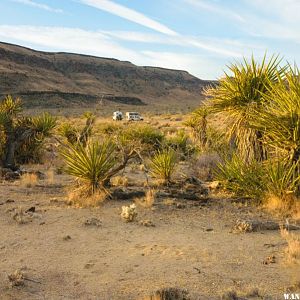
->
[121,203,137,222]
[25,206,35,213]
[11,208,32,224]
[111,188,145,200]
[176,203,186,209]
[139,220,155,227]
[84,263,94,269]
[63,235,72,241]
[84,218,102,227]
[263,255,276,265]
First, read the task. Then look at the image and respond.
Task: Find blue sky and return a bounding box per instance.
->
[0,0,299,79]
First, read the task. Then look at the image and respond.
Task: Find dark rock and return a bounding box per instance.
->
[110,187,145,200]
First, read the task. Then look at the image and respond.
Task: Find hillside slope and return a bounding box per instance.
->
[0,42,212,110]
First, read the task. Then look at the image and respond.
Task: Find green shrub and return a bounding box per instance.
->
[215,153,266,200]
[123,125,164,150]
[165,129,193,156]
[265,160,300,199]
[149,148,177,183]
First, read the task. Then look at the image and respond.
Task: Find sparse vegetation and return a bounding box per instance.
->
[149,148,177,184]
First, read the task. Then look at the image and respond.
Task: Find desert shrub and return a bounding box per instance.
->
[100,122,122,135]
[58,113,95,146]
[149,148,177,184]
[61,140,117,195]
[215,153,266,200]
[135,189,156,208]
[123,125,164,150]
[165,129,195,158]
[281,228,300,265]
[58,123,78,145]
[190,152,221,181]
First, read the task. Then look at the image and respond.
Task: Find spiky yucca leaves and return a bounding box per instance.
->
[184,106,208,147]
[15,114,57,164]
[61,141,117,194]
[266,160,300,198]
[150,148,177,184]
[205,55,286,162]
[253,68,300,164]
[216,154,266,200]
[0,95,22,117]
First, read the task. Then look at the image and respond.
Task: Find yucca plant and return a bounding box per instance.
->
[149,148,177,184]
[205,55,286,162]
[253,67,300,164]
[61,140,117,194]
[265,160,300,198]
[184,106,208,148]
[215,153,266,200]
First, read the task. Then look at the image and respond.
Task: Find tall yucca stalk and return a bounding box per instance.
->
[150,148,177,184]
[61,141,116,194]
[205,55,286,162]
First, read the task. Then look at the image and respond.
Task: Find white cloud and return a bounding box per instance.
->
[184,0,245,23]
[78,0,178,36]
[0,25,142,62]
[0,25,225,78]
[103,30,269,58]
[142,51,223,79]
[11,0,63,13]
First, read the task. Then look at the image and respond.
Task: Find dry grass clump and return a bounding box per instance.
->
[281,228,300,265]
[110,175,128,187]
[20,173,38,188]
[264,195,300,220]
[143,287,190,300]
[135,189,157,208]
[67,188,107,208]
[45,168,55,185]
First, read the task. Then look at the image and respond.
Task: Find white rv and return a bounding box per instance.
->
[112,111,123,121]
[125,112,143,121]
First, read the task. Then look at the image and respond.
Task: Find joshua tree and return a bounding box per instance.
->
[0,95,56,170]
[205,55,286,162]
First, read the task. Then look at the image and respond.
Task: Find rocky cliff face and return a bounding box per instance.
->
[0,42,212,108]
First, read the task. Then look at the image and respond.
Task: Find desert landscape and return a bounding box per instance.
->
[0,51,300,300]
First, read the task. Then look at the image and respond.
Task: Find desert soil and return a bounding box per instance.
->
[0,172,298,300]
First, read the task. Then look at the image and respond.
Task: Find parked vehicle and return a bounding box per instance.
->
[112,111,123,121]
[125,112,143,121]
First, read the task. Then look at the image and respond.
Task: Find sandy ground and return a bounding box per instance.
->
[0,173,299,300]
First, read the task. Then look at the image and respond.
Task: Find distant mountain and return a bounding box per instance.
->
[0,42,214,110]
